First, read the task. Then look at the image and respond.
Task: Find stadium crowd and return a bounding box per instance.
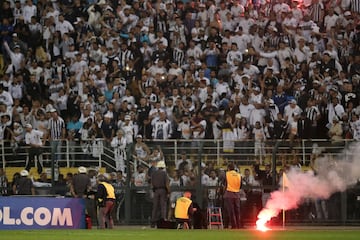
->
[1,0,360,227]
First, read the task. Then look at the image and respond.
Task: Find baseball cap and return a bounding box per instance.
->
[344,11,351,17]
[78,166,87,173]
[269,26,278,32]
[20,170,29,177]
[268,99,275,105]
[290,99,297,104]
[253,86,260,92]
[156,161,166,168]
[104,112,112,118]
[323,51,331,56]
[297,37,305,42]
[330,86,338,92]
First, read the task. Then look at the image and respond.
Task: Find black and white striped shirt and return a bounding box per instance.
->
[118,49,133,69]
[157,20,168,34]
[310,3,324,23]
[306,106,320,126]
[268,35,280,50]
[48,116,65,140]
[351,0,360,13]
[173,47,185,67]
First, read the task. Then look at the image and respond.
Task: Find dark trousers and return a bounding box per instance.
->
[224,197,241,229]
[98,200,115,229]
[247,192,263,223]
[152,188,167,223]
[134,192,147,221]
[26,147,43,174]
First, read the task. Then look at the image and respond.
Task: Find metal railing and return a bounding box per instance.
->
[0,138,356,171]
[0,139,103,169]
[1,138,360,226]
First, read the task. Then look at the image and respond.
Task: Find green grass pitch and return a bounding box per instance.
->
[1,228,360,240]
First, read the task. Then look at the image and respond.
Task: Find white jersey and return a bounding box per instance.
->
[25,129,43,146]
[351,119,360,140]
[122,123,134,144]
[111,136,127,150]
[239,103,255,121]
[284,104,302,124]
[207,177,218,200]
[134,144,148,160]
[152,119,172,140]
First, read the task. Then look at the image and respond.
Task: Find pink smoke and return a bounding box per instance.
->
[256,143,360,227]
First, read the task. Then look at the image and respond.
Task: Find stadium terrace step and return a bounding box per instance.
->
[3,167,106,182]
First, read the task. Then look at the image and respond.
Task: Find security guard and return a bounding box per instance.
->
[174,191,196,229]
[96,173,116,229]
[151,160,169,227]
[14,170,35,195]
[71,166,90,198]
[223,163,241,229]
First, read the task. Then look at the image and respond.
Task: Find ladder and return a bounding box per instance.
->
[207,207,223,229]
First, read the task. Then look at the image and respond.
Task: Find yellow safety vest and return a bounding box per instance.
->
[100,182,116,199]
[226,170,241,193]
[174,197,192,219]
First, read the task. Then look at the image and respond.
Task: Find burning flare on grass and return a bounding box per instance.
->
[256,143,360,231]
[256,208,276,231]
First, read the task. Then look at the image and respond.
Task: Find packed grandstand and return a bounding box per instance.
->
[1,0,360,226]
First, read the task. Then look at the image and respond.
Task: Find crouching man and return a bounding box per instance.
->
[174,191,197,229]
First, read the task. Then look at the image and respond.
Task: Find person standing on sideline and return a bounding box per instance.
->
[47,108,66,166]
[96,173,116,229]
[174,191,197,229]
[151,161,169,227]
[24,124,44,174]
[254,161,273,208]
[70,166,90,198]
[14,170,34,195]
[223,163,241,229]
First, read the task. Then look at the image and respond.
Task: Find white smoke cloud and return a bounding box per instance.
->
[257,143,360,224]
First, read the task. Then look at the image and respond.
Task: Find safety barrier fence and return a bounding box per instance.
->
[0,138,359,226]
[0,138,355,170]
[1,184,359,227]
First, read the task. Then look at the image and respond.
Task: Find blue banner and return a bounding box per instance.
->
[0,197,85,230]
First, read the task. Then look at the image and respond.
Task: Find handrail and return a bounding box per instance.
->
[0,138,356,173]
[1,141,5,169]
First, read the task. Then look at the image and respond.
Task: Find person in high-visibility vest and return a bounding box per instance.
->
[96,173,116,229]
[174,191,196,229]
[223,163,241,229]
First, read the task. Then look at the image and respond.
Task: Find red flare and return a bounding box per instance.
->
[256,208,277,232]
